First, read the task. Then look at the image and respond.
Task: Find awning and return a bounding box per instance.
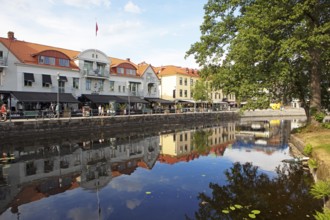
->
[213,101,228,104]
[81,94,123,104]
[145,98,174,104]
[59,76,68,82]
[42,74,52,84]
[24,73,35,82]
[11,91,79,103]
[177,99,196,103]
[129,81,141,84]
[117,96,149,104]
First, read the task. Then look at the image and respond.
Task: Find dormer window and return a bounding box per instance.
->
[59,58,69,67]
[127,69,136,75]
[39,56,55,65]
[117,67,124,75]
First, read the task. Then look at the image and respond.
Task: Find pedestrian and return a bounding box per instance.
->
[1,103,7,121]
[98,105,102,116]
[101,106,104,116]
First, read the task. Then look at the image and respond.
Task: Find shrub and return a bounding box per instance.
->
[304,143,313,156]
[314,208,330,220]
[322,123,330,129]
[313,111,326,123]
[308,158,318,169]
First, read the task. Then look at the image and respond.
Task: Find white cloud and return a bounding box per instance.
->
[124,1,141,14]
[110,179,143,192]
[67,207,102,220]
[126,199,142,209]
[0,0,203,69]
[62,0,111,8]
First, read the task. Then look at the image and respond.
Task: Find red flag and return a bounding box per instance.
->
[96,22,99,36]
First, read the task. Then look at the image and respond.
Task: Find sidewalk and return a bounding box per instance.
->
[241,107,306,117]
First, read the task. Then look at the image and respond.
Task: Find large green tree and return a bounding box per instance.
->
[186,0,330,123]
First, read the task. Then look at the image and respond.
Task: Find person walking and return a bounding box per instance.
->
[98,105,102,116]
[1,103,7,121]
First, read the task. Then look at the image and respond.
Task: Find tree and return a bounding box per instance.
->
[186,0,330,124]
[192,79,211,103]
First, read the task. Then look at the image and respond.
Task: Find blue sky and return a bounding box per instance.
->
[0,0,207,68]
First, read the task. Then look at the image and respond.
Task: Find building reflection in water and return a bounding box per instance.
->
[0,120,296,218]
[233,120,292,152]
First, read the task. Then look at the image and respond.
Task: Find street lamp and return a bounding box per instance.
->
[57,73,60,119]
[127,82,131,115]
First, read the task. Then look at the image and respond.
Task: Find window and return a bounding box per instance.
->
[118,85,121,92]
[190,78,193,86]
[179,77,182,85]
[0,51,3,59]
[127,69,136,75]
[86,79,91,90]
[39,56,55,65]
[179,89,182,97]
[184,78,187,86]
[117,67,124,75]
[99,80,104,92]
[109,81,114,92]
[59,81,65,93]
[184,90,187,97]
[73,78,79,89]
[42,74,52,88]
[59,59,69,67]
[25,81,32,86]
[24,73,34,87]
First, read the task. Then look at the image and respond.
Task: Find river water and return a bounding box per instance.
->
[0,119,323,219]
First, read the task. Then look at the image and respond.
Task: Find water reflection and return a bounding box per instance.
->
[0,119,321,220]
[190,162,323,220]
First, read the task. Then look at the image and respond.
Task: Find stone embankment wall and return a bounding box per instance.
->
[290,135,330,182]
[0,112,238,141]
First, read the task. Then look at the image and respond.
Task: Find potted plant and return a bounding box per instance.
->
[119,103,127,115]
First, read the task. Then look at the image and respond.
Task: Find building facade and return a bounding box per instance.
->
[0,31,235,115]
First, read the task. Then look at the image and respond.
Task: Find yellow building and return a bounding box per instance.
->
[155,65,236,110]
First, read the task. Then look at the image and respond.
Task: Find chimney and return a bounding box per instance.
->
[126,58,130,62]
[7,31,15,40]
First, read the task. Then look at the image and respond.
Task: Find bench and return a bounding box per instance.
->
[24,111,40,119]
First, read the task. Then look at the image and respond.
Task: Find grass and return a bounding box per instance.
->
[294,125,330,168]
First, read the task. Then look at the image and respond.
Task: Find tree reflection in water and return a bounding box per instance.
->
[189,162,323,220]
[193,129,212,154]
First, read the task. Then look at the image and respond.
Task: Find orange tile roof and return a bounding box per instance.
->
[1,33,200,75]
[156,65,200,78]
[0,37,80,70]
[136,62,149,76]
[110,57,138,68]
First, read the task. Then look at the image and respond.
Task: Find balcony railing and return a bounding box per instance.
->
[82,68,110,78]
[0,58,8,67]
[130,90,142,97]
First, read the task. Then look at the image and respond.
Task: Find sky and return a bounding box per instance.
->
[0,0,207,69]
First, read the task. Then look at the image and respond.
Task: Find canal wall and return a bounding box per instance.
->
[0,111,238,141]
[290,134,330,182]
